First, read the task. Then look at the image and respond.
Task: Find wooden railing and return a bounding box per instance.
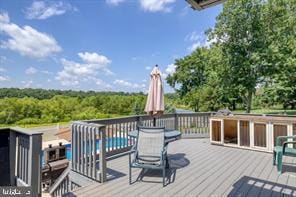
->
[71,122,107,182]
[0,127,42,197]
[68,112,212,184]
[49,167,70,197]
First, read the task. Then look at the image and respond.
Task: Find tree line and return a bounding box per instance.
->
[0,88,145,99]
[0,88,176,125]
[167,0,296,113]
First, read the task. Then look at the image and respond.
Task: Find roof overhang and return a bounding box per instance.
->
[186,0,225,10]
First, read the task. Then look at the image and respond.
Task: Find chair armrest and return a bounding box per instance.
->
[129,144,137,154]
[161,145,168,162]
[162,145,168,155]
[276,135,296,146]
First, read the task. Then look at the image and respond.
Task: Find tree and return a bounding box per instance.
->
[167,46,230,111]
[262,0,296,109]
[210,0,270,113]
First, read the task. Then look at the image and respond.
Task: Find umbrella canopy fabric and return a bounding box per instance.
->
[145,66,165,117]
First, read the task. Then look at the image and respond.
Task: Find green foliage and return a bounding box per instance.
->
[0,88,177,125]
[262,0,296,109]
[167,0,296,113]
[167,46,228,111]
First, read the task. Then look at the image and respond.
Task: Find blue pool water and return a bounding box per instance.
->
[42,137,129,164]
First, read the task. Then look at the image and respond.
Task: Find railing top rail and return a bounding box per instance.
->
[71,121,105,128]
[177,112,213,115]
[0,128,10,131]
[84,116,139,124]
[9,127,43,136]
[83,112,213,124]
[233,113,296,118]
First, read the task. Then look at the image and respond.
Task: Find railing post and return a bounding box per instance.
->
[136,115,141,127]
[28,133,42,197]
[71,124,76,171]
[9,130,16,186]
[174,113,179,130]
[99,125,107,182]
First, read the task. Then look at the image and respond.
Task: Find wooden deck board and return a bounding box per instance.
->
[72,139,296,197]
[201,148,257,196]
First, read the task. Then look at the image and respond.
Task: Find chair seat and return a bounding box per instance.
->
[137,155,161,165]
[131,162,162,169]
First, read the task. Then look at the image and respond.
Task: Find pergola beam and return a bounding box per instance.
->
[186,0,225,10]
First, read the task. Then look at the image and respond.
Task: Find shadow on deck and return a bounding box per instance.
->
[69,139,296,197]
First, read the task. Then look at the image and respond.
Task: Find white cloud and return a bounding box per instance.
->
[78,52,111,65]
[21,80,33,88]
[140,0,176,12]
[185,31,201,42]
[114,79,146,89]
[158,64,176,79]
[41,70,54,75]
[25,66,38,74]
[106,0,126,6]
[0,12,9,23]
[0,67,5,72]
[0,12,61,58]
[0,56,7,65]
[0,75,9,81]
[165,64,176,75]
[185,31,216,52]
[145,66,152,70]
[131,56,143,61]
[25,1,77,20]
[56,52,113,87]
[179,5,190,17]
[187,42,203,52]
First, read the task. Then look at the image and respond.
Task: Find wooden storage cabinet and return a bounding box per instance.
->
[210,115,296,153]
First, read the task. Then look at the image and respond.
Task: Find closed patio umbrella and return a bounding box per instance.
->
[144,65,165,126]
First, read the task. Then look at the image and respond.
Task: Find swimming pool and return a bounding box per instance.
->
[42,137,129,164]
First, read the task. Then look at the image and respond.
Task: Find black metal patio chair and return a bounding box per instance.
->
[128,126,167,187]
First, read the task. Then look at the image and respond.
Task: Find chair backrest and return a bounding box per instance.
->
[136,127,165,161]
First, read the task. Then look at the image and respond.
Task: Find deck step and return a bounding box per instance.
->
[69,170,97,187]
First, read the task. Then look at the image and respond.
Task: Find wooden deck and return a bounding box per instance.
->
[71,139,296,197]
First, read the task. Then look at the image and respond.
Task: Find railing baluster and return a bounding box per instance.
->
[21,138,25,181]
[83,126,87,175]
[115,123,118,150]
[80,125,84,174]
[92,126,96,179]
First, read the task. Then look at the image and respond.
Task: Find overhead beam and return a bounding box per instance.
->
[186,0,225,10]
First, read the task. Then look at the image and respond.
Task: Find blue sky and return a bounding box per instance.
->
[0,0,222,92]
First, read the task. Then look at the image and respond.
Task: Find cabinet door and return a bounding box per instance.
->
[273,124,287,146]
[293,124,296,148]
[254,123,267,148]
[240,121,250,147]
[211,120,221,142]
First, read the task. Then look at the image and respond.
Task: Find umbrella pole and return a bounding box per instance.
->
[153,117,156,127]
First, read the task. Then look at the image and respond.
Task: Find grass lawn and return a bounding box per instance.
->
[0,121,70,129]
